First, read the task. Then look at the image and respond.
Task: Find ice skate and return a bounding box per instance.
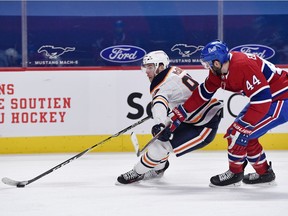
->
[210,160,247,187]
[143,161,170,180]
[117,169,144,184]
[209,170,244,187]
[242,161,276,185]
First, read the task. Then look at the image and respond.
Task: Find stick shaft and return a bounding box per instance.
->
[24,115,151,186]
[138,125,170,156]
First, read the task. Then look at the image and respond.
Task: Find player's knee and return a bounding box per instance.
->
[147,140,170,160]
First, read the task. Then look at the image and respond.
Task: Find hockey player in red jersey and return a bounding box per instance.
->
[117,50,223,184]
[169,40,288,186]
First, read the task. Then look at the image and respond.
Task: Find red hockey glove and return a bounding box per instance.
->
[225,118,253,152]
[170,104,188,132]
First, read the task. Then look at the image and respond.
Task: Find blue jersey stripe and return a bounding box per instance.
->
[250,87,271,103]
[200,83,214,100]
[262,63,274,82]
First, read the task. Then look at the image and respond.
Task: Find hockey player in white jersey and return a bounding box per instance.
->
[117,50,223,184]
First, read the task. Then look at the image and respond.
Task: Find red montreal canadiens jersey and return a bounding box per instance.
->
[183,51,288,126]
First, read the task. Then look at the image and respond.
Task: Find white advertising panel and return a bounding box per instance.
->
[0,69,287,137]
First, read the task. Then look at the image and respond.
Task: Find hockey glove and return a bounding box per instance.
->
[170,104,188,132]
[151,123,172,142]
[225,118,253,152]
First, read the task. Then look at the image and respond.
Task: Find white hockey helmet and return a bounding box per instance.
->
[142,50,170,70]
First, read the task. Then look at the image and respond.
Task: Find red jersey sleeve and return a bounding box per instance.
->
[183,71,220,113]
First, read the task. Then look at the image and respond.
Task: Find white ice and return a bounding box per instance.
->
[1,151,288,216]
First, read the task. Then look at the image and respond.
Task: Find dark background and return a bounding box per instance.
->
[0,1,287,67]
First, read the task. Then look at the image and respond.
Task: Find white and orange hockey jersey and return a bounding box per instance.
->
[149,66,223,127]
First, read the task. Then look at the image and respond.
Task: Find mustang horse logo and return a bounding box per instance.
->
[171,44,204,57]
[37,45,75,59]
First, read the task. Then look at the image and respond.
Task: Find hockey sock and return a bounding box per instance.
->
[246,138,269,175]
[228,139,247,173]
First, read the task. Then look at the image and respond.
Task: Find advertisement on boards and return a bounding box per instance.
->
[0,69,287,138]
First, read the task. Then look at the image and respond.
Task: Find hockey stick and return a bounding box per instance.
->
[130,132,140,156]
[2,115,151,188]
[130,125,170,157]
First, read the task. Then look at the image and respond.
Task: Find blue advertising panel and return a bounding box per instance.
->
[0,1,21,67]
[0,1,287,67]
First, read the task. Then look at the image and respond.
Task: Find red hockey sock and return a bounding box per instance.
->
[229,161,246,174]
[246,138,269,175]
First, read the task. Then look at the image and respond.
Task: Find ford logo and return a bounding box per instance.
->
[100,45,146,63]
[230,44,275,60]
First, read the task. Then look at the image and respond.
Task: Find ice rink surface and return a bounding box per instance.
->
[1,151,288,216]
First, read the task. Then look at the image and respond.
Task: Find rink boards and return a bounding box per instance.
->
[0,68,287,153]
[0,133,287,154]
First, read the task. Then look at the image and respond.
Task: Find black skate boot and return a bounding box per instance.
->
[210,160,247,187]
[143,161,170,180]
[210,170,244,187]
[242,161,276,185]
[117,169,144,184]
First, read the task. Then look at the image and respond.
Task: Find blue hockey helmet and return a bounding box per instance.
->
[200,40,229,69]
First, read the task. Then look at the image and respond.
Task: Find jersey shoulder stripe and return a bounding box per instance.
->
[262,63,274,82]
[150,67,173,94]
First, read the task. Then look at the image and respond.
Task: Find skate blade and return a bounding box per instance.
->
[209,182,241,188]
[142,173,164,181]
[242,180,277,187]
[114,180,141,186]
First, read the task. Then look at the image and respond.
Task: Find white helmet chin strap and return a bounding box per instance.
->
[154,64,160,76]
